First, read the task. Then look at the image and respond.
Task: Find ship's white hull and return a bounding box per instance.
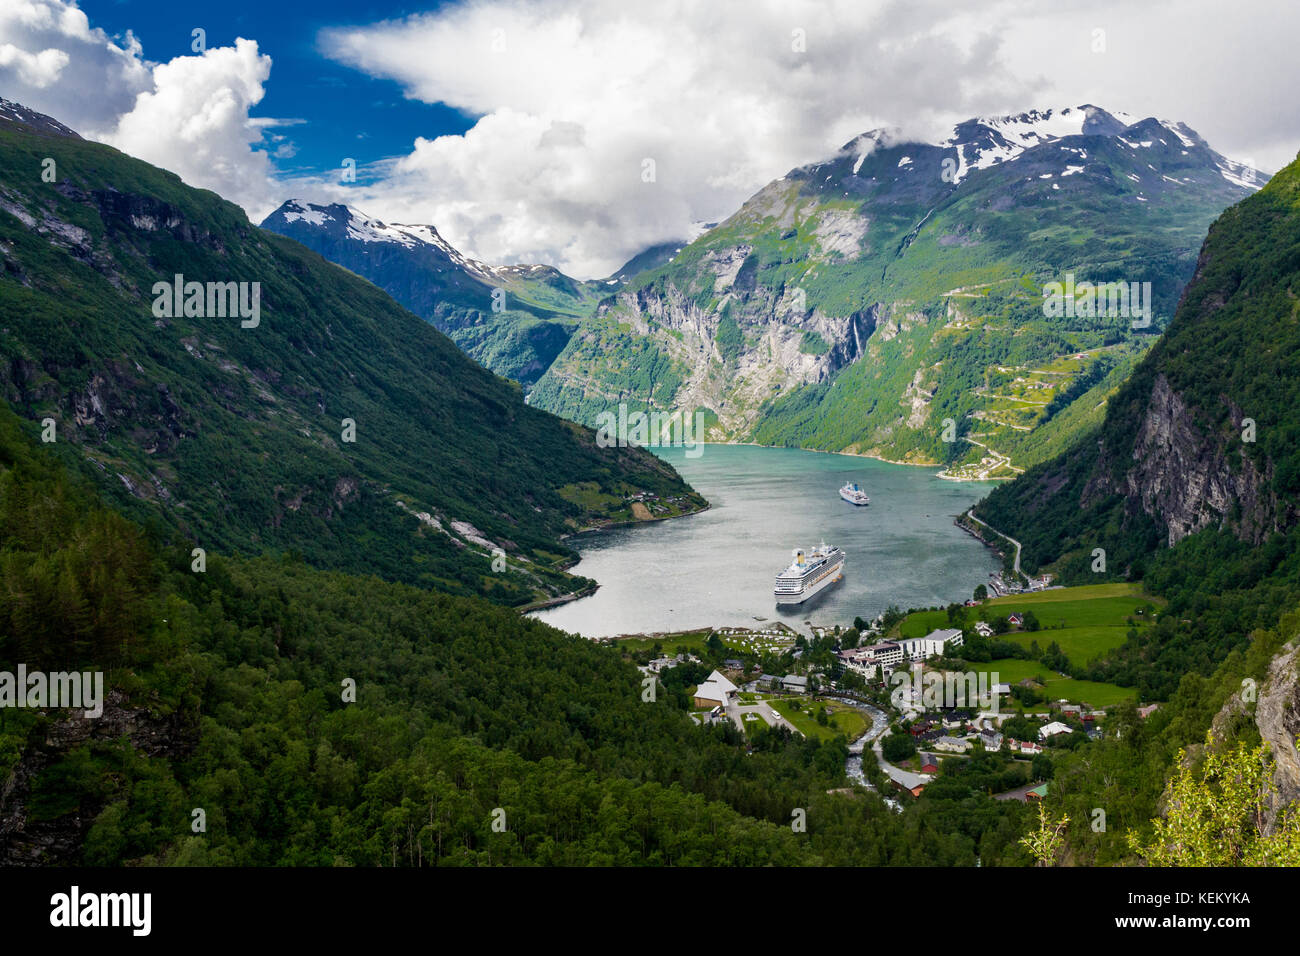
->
[774,558,845,605]
[839,490,869,506]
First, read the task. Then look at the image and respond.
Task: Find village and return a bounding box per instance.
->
[615,582,1162,803]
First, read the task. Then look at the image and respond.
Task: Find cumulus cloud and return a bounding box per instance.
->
[5,0,1298,277]
[317,0,1036,277]
[0,0,151,131]
[0,43,69,88]
[1,1,285,219]
[98,39,282,217]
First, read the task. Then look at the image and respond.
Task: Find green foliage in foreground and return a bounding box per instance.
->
[0,405,1034,866]
[1128,736,1300,866]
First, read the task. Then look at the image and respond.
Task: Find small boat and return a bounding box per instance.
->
[839,481,870,506]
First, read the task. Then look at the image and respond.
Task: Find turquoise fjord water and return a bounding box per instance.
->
[530,444,1002,638]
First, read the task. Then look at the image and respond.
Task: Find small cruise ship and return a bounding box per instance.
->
[839,481,870,506]
[774,543,845,605]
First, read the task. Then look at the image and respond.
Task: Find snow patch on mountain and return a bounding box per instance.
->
[1217,159,1263,190]
[272,199,502,280]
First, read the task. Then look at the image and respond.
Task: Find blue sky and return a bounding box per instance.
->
[83,0,473,181]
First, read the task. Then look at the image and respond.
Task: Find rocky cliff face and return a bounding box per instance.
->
[578,261,876,436]
[977,149,1300,573]
[1256,642,1300,835]
[1084,373,1287,547]
[0,691,196,865]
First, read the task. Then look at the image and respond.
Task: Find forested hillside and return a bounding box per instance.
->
[970,152,1300,861]
[0,402,1034,865]
[0,110,703,608]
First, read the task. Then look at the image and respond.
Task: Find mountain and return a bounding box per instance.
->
[260,200,614,386]
[610,239,691,281]
[0,102,705,607]
[0,97,80,139]
[966,152,1300,863]
[977,148,1300,579]
[531,106,1264,475]
[0,395,1005,867]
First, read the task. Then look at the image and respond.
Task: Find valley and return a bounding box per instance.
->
[2,65,1299,879]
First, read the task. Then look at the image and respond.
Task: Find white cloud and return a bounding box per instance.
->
[0,1,285,219]
[317,0,1035,277]
[5,0,1299,278]
[0,43,69,87]
[98,38,282,217]
[996,0,1300,177]
[0,1,151,131]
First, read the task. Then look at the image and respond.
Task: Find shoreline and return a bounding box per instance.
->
[528,446,1005,625]
[516,583,599,614]
[562,499,712,541]
[525,500,712,615]
[668,439,1011,482]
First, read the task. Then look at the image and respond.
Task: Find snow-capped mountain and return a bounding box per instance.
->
[0,97,81,139]
[265,200,501,282]
[261,200,609,386]
[838,104,1262,191]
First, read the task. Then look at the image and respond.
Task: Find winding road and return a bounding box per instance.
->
[964,509,1023,577]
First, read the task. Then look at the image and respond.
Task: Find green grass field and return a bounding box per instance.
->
[1000,625,1130,665]
[973,659,1137,708]
[896,609,954,638]
[893,583,1161,671]
[986,583,1164,627]
[774,697,867,741]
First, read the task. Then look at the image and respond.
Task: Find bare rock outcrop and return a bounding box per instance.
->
[1256,641,1300,835]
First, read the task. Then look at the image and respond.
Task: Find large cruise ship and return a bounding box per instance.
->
[839,481,870,506]
[774,543,845,605]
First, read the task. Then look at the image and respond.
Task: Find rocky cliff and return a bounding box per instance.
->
[0,691,196,865]
[1256,642,1300,835]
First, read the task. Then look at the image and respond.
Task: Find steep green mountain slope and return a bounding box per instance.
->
[533,107,1260,475]
[977,150,1300,581]
[0,108,703,606]
[260,200,613,387]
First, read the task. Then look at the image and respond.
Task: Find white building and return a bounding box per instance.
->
[838,641,903,678]
[1039,721,1074,740]
[898,629,964,662]
[693,671,738,708]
